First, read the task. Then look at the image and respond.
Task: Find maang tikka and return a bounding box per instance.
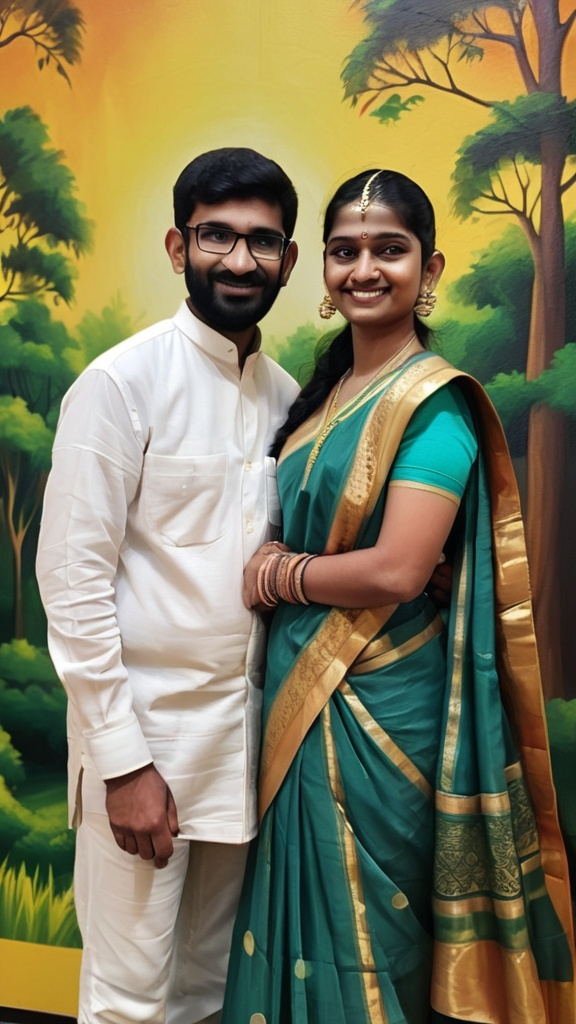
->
[354,170,383,220]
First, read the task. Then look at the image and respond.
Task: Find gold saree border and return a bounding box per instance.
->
[348,611,443,676]
[261,356,575,1007]
[338,681,433,799]
[456,374,575,951]
[322,706,389,1023]
[260,357,457,818]
[258,602,398,820]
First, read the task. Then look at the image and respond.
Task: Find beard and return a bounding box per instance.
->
[184,257,283,333]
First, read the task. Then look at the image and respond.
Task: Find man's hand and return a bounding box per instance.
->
[427,557,453,609]
[105,763,179,869]
[243,540,290,611]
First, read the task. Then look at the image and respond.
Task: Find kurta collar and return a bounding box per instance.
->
[172,300,262,370]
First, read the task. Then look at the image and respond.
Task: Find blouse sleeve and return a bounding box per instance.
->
[388,381,478,506]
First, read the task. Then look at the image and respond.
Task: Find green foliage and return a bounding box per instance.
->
[0,859,80,947]
[435,307,524,383]
[11,789,74,881]
[0,640,66,764]
[0,775,31,853]
[269,322,326,385]
[0,725,25,789]
[2,241,77,303]
[0,0,85,86]
[0,394,54,468]
[436,219,576,441]
[369,93,424,124]
[537,344,576,417]
[0,638,58,686]
[0,298,79,421]
[451,96,576,220]
[342,0,515,103]
[69,292,134,373]
[545,699,576,879]
[484,370,538,427]
[0,106,92,303]
[448,224,533,315]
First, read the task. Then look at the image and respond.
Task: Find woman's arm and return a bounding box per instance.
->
[244,484,459,610]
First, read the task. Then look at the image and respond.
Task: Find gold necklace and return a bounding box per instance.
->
[302,334,418,488]
[301,370,351,487]
[334,333,417,409]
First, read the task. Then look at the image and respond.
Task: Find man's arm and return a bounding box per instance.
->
[37,368,178,866]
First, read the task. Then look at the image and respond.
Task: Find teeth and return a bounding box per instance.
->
[350,290,385,298]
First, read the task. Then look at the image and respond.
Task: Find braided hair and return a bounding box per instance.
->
[270,169,438,459]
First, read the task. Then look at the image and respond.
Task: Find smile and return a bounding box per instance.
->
[349,289,387,299]
[216,280,263,296]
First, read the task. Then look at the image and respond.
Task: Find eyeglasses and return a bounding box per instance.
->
[186,223,292,261]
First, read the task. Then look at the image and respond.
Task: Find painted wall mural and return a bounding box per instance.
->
[0,0,574,1015]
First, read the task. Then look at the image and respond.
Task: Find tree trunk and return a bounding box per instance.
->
[523,0,569,694]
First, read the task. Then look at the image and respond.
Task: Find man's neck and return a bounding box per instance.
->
[185,298,258,366]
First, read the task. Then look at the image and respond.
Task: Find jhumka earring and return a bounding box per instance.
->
[319,293,337,319]
[414,289,437,317]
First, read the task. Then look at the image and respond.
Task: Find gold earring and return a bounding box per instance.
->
[414,289,437,317]
[319,293,337,319]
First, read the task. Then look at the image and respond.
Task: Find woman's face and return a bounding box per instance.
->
[323,202,433,334]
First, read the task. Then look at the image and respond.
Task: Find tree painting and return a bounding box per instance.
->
[342,0,576,697]
[0,0,84,84]
[0,0,87,958]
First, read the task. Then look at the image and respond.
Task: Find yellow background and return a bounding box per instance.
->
[4,0,573,349]
[2,0,575,1015]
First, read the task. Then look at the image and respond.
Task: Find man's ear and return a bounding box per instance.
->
[280,241,298,287]
[165,228,186,275]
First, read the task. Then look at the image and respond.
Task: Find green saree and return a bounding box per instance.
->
[222,353,575,1024]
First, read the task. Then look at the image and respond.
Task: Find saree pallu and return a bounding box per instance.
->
[222,353,575,1024]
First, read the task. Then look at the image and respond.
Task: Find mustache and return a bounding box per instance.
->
[210,269,267,288]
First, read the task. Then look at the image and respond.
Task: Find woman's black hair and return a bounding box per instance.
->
[270,169,437,459]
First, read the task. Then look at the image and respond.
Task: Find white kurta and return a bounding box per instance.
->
[36,301,299,843]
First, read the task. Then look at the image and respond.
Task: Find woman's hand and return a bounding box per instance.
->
[243,541,290,610]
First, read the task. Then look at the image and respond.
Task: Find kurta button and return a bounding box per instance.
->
[249,1015,266,1024]
[243,930,255,956]
[391,892,409,910]
[246,461,252,471]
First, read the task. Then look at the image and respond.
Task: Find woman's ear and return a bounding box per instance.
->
[421,249,445,293]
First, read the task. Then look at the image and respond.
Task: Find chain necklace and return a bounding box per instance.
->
[302,333,418,488]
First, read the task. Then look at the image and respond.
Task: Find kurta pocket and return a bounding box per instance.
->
[142,452,228,545]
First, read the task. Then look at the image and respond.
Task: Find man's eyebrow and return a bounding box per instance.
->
[199,220,283,236]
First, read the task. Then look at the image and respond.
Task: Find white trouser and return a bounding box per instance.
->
[74,810,249,1024]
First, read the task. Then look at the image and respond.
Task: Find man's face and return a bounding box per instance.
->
[182,198,293,334]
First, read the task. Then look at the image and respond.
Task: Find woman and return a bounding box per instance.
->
[221,170,575,1023]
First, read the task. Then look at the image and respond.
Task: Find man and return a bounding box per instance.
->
[36,147,300,1024]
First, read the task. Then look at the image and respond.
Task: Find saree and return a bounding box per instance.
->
[222,353,575,1024]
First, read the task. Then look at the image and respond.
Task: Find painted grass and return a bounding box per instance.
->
[0,859,81,948]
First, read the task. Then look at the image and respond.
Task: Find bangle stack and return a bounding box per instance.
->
[257,552,318,608]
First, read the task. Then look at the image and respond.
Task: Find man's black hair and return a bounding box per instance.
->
[173,147,298,238]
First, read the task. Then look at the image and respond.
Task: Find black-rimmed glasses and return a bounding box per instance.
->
[186,223,292,261]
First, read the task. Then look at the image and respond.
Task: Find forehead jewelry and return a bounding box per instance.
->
[355,170,382,221]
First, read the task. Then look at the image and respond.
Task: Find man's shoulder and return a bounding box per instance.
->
[88,317,178,373]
